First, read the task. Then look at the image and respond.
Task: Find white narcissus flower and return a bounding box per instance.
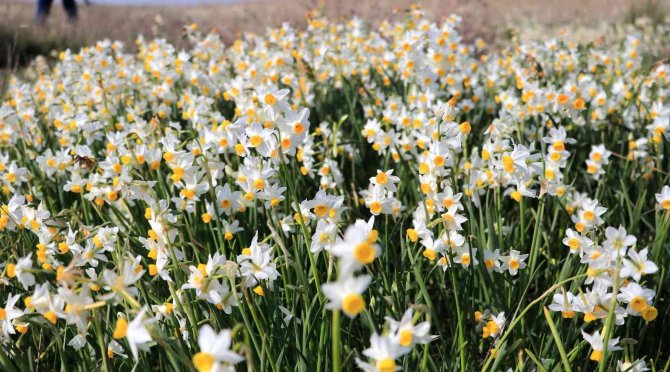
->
[112,307,153,360]
[192,325,244,372]
[237,233,280,288]
[617,359,649,372]
[501,250,528,276]
[332,224,381,275]
[617,282,657,320]
[482,312,505,339]
[385,308,433,348]
[68,334,88,350]
[621,248,658,282]
[259,88,291,116]
[310,219,338,253]
[355,333,408,372]
[548,291,578,319]
[107,340,128,359]
[655,185,670,210]
[322,274,371,318]
[453,246,478,268]
[498,145,531,175]
[603,225,636,256]
[364,185,394,216]
[7,254,35,289]
[0,293,23,338]
[440,205,468,231]
[581,329,622,362]
[419,235,446,262]
[245,122,276,158]
[181,264,228,305]
[482,249,502,272]
[370,169,400,192]
[562,228,593,254]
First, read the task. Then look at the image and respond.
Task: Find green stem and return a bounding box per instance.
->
[450,270,466,372]
[599,257,622,372]
[332,309,341,372]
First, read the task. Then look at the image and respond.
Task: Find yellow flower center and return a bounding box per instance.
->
[641,306,657,321]
[631,296,648,313]
[172,167,185,182]
[353,242,375,264]
[584,312,596,322]
[590,350,602,362]
[423,249,437,261]
[370,201,383,215]
[253,178,265,190]
[502,155,514,173]
[264,93,277,106]
[399,329,413,347]
[113,318,128,339]
[484,320,499,338]
[249,135,263,147]
[561,310,575,318]
[313,204,328,217]
[342,294,365,317]
[181,189,196,199]
[44,311,58,324]
[568,238,580,250]
[377,358,396,372]
[193,352,215,372]
[318,233,331,244]
[406,229,419,242]
[508,258,520,270]
[253,285,265,296]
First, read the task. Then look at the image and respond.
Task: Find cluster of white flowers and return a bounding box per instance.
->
[0,4,668,370]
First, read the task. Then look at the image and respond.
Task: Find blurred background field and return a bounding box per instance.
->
[0,0,668,73]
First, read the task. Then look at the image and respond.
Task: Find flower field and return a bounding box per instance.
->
[0,6,669,371]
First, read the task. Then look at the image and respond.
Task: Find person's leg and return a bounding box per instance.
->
[36,0,53,23]
[63,0,78,22]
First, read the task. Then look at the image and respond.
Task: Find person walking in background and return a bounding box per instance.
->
[36,0,78,24]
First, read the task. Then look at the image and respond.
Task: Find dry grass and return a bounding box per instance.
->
[0,0,664,71]
[0,0,648,41]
